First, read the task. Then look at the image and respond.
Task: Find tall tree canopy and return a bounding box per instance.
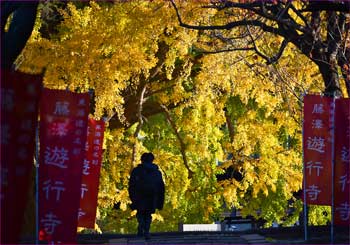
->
[170,0,350,97]
[2,0,341,233]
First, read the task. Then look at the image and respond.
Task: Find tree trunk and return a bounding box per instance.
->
[1,2,38,69]
[318,62,342,97]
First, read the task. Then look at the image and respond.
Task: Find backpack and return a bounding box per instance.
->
[135,167,158,196]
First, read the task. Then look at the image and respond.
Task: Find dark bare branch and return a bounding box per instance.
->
[170,0,282,35]
[207,1,308,34]
[289,1,310,28]
[194,47,254,54]
[302,1,350,12]
[224,108,235,144]
[171,0,349,97]
[202,1,261,10]
[246,25,288,65]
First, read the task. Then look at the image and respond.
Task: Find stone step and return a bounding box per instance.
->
[76,226,350,244]
[240,234,270,244]
[108,233,270,244]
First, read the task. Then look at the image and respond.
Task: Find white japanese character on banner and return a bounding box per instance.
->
[44,146,69,168]
[91,159,99,165]
[95,132,101,137]
[83,160,90,175]
[312,104,324,114]
[312,119,324,129]
[50,122,69,137]
[306,161,323,176]
[42,179,65,201]
[54,101,70,116]
[95,125,102,130]
[78,208,86,219]
[306,185,321,201]
[1,89,14,111]
[341,146,349,163]
[81,184,88,199]
[339,174,350,192]
[307,137,325,153]
[336,202,350,221]
[1,124,10,145]
[93,139,101,145]
[41,212,62,235]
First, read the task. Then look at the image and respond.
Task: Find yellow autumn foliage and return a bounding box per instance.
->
[17,0,331,233]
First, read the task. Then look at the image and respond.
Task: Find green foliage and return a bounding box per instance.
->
[308,205,331,226]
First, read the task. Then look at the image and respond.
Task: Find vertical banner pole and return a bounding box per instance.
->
[35,124,40,245]
[330,96,336,244]
[302,94,308,241]
[303,178,308,241]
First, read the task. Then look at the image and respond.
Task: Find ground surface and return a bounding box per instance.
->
[74,226,349,244]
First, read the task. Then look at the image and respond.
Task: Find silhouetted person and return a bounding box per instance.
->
[128,153,165,240]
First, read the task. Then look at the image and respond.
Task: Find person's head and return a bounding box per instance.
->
[141,152,154,163]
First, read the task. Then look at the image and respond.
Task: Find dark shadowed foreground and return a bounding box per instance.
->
[20,226,349,244]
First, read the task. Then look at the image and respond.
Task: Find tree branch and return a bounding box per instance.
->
[170,0,282,35]
[256,1,308,34]
[202,1,262,10]
[203,1,308,34]
[301,1,350,13]
[131,85,147,167]
[224,108,234,144]
[160,104,194,179]
[289,1,310,28]
[193,46,254,55]
[247,25,288,65]
[337,12,350,96]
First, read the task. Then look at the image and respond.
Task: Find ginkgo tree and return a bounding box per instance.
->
[170,0,350,97]
[6,0,338,233]
[169,0,350,227]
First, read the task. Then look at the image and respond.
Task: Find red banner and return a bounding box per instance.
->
[78,118,105,228]
[334,98,350,225]
[303,94,333,205]
[1,69,42,244]
[38,88,89,243]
